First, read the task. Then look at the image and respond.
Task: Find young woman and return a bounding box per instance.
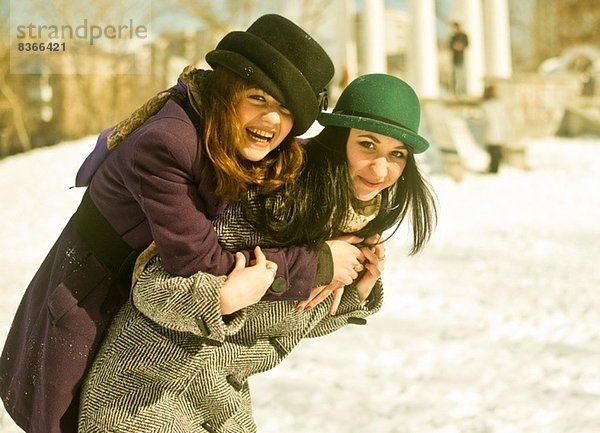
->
[77,73,438,432]
[0,14,361,433]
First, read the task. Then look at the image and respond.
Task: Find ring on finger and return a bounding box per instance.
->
[353,263,364,273]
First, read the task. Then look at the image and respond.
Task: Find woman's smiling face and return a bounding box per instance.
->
[346,128,409,202]
[235,87,293,161]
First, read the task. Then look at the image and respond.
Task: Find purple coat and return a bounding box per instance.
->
[0,96,324,433]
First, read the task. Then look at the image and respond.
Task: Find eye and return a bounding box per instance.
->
[248,93,266,102]
[358,140,376,150]
[391,150,408,159]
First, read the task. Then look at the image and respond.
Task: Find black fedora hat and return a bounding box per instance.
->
[206,14,334,136]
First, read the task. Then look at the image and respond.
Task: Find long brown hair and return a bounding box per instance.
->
[200,68,304,202]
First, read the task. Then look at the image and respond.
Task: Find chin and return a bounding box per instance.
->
[241,147,271,162]
[356,192,378,202]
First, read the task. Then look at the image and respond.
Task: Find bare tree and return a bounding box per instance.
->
[166,0,333,52]
[298,0,332,34]
[0,12,32,154]
[1,0,339,157]
[168,0,257,48]
[0,53,32,154]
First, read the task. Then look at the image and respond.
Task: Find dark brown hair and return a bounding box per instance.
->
[200,68,304,202]
[246,126,437,254]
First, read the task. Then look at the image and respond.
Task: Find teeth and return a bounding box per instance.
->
[248,128,274,142]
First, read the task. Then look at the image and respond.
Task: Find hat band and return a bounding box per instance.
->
[333,109,416,133]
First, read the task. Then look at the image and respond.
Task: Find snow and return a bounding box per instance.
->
[1,135,599,433]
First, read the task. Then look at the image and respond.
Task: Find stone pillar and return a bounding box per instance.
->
[408,0,439,98]
[453,0,486,96]
[336,0,358,82]
[483,0,512,79]
[363,0,387,73]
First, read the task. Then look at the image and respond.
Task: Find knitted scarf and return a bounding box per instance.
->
[340,194,382,233]
[107,65,208,150]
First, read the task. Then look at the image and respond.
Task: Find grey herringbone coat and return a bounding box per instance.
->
[78,199,383,433]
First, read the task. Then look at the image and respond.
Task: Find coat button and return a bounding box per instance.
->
[194,315,210,336]
[270,276,287,293]
[201,421,218,433]
[364,294,377,310]
[269,336,288,356]
[226,374,244,391]
[348,317,367,325]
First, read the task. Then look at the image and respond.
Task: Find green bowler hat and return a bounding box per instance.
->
[318,74,429,153]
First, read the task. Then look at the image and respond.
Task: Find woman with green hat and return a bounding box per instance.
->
[77,73,437,432]
[265,72,433,250]
[269,72,437,312]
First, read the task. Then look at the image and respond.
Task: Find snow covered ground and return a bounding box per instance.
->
[0,135,599,433]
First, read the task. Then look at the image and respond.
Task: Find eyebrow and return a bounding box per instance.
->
[357,134,408,149]
[358,134,380,143]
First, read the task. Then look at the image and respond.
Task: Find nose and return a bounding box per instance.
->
[261,107,281,126]
[371,157,388,179]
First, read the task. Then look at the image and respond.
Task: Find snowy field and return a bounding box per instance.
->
[0,135,599,433]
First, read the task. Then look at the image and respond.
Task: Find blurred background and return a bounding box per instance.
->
[1,1,600,433]
[1,0,599,159]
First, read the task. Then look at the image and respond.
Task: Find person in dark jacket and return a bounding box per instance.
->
[449,21,469,96]
[0,14,365,433]
[77,74,438,432]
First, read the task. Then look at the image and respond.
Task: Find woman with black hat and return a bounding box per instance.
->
[0,14,362,433]
[77,73,437,432]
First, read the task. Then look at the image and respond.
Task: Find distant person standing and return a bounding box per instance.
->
[449,21,469,96]
[481,85,507,174]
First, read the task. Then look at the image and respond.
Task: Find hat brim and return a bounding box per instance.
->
[206,31,317,136]
[318,112,429,154]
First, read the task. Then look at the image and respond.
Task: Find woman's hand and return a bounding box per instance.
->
[326,235,365,286]
[220,246,276,314]
[296,281,344,315]
[355,240,386,304]
[295,236,384,315]
[296,240,385,314]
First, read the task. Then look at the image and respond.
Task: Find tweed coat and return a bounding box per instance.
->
[78,197,384,433]
[0,93,324,433]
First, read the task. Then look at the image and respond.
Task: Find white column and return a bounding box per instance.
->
[453,0,485,96]
[408,0,439,98]
[363,0,387,73]
[483,0,512,78]
[336,0,358,82]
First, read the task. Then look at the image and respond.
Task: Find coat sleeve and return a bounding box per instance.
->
[304,279,384,339]
[121,124,323,300]
[132,255,247,343]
